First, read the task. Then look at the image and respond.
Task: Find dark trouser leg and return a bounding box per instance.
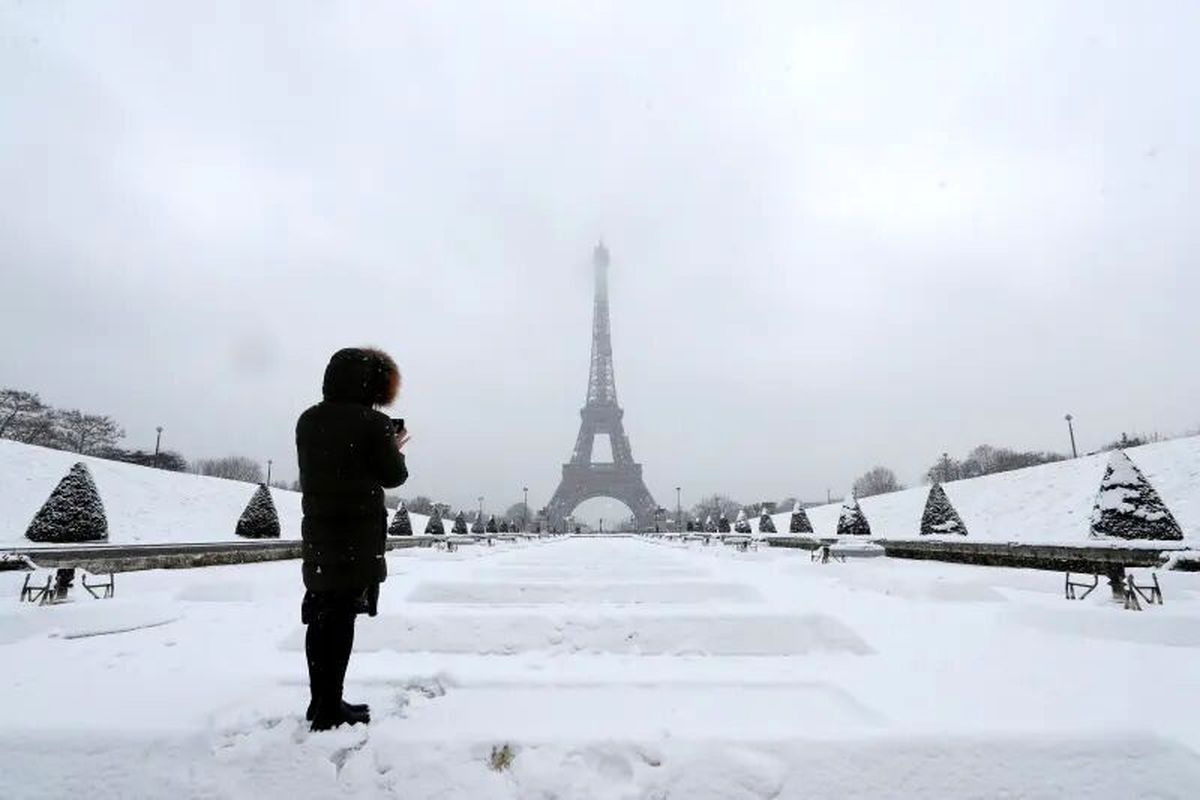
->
[305,620,327,714]
[304,592,353,714]
[326,607,356,704]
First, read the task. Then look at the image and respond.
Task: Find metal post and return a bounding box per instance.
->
[676,487,682,534]
[266,459,273,486]
[154,426,163,468]
[478,496,483,522]
[523,486,529,532]
[1065,414,1078,458]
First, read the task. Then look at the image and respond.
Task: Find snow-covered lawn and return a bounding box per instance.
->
[2,536,1198,798]
[761,435,1200,545]
[0,440,431,545]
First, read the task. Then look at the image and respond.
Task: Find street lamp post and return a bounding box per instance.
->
[675,487,682,534]
[523,486,529,532]
[154,426,163,469]
[266,459,273,486]
[1065,414,1078,458]
[478,496,484,524]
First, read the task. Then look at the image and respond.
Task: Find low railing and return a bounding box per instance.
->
[0,533,549,574]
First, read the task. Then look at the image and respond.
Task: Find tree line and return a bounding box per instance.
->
[1,387,287,487]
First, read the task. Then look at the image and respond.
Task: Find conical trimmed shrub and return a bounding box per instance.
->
[734,509,752,534]
[1090,450,1182,540]
[718,515,731,533]
[704,515,717,533]
[758,509,777,534]
[837,494,871,536]
[486,515,498,534]
[470,513,485,534]
[789,506,813,534]
[26,462,108,543]
[452,511,468,535]
[388,503,413,536]
[920,483,967,536]
[236,484,280,539]
[425,508,445,535]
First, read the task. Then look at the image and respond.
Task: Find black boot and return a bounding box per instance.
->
[307,698,370,722]
[309,698,369,731]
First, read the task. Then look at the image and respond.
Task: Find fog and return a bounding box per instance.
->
[2,2,1198,523]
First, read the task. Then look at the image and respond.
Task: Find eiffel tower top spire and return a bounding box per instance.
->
[586,240,617,406]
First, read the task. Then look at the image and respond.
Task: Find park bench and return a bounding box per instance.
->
[812,543,845,564]
[1122,571,1163,610]
[722,535,756,552]
[1064,572,1099,600]
[1066,569,1163,610]
[20,567,115,604]
[81,571,115,599]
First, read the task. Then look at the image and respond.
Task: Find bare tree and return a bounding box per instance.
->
[405,495,436,515]
[0,389,46,439]
[926,452,962,484]
[57,410,125,455]
[691,494,742,524]
[853,466,903,498]
[504,502,533,528]
[927,445,1065,483]
[196,455,263,483]
[8,410,65,448]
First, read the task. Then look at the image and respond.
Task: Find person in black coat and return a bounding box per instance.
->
[297,347,408,731]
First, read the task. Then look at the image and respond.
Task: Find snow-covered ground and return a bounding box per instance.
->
[2,536,1198,798]
[0,440,430,545]
[759,435,1200,544]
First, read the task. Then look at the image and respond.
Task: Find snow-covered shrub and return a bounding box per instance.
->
[734,509,751,534]
[486,515,498,534]
[920,483,967,536]
[758,509,776,534]
[25,462,108,543]
[836,494,871,536]
[470,513,485,534]
[452,511,468,535]
[1090,450,1182,540]
[704,516,717,533]
[500,520,511,533]
[424,508,445,535]
[789,506,813,534]
[388,503,413,536]
[718,515,731,533]
[235,484,280,539]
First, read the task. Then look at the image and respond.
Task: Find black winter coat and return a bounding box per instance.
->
[297,351,407,593]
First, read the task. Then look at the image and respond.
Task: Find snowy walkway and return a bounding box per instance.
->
[2,536,1199,798]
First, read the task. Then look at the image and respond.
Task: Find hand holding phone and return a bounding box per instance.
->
[392,418,410,450]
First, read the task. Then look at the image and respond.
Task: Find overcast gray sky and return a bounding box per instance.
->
[2,1,1197,522]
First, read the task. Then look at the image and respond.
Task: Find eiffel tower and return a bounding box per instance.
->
[546,243,658,531]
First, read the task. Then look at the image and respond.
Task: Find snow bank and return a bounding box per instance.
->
[769,436,1200,544]
[0,439,430,545]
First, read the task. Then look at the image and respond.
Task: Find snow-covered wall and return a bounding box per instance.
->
[762,435,1200,545]
[0,440,430,546]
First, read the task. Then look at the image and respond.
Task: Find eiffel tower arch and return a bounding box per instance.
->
[546,243,658,531]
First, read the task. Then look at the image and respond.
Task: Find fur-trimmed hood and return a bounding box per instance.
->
[321,347,399,407]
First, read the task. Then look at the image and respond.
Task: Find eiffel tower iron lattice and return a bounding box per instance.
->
[546,243,658,532]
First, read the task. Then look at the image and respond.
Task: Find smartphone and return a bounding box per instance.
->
[392,418,406,434]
